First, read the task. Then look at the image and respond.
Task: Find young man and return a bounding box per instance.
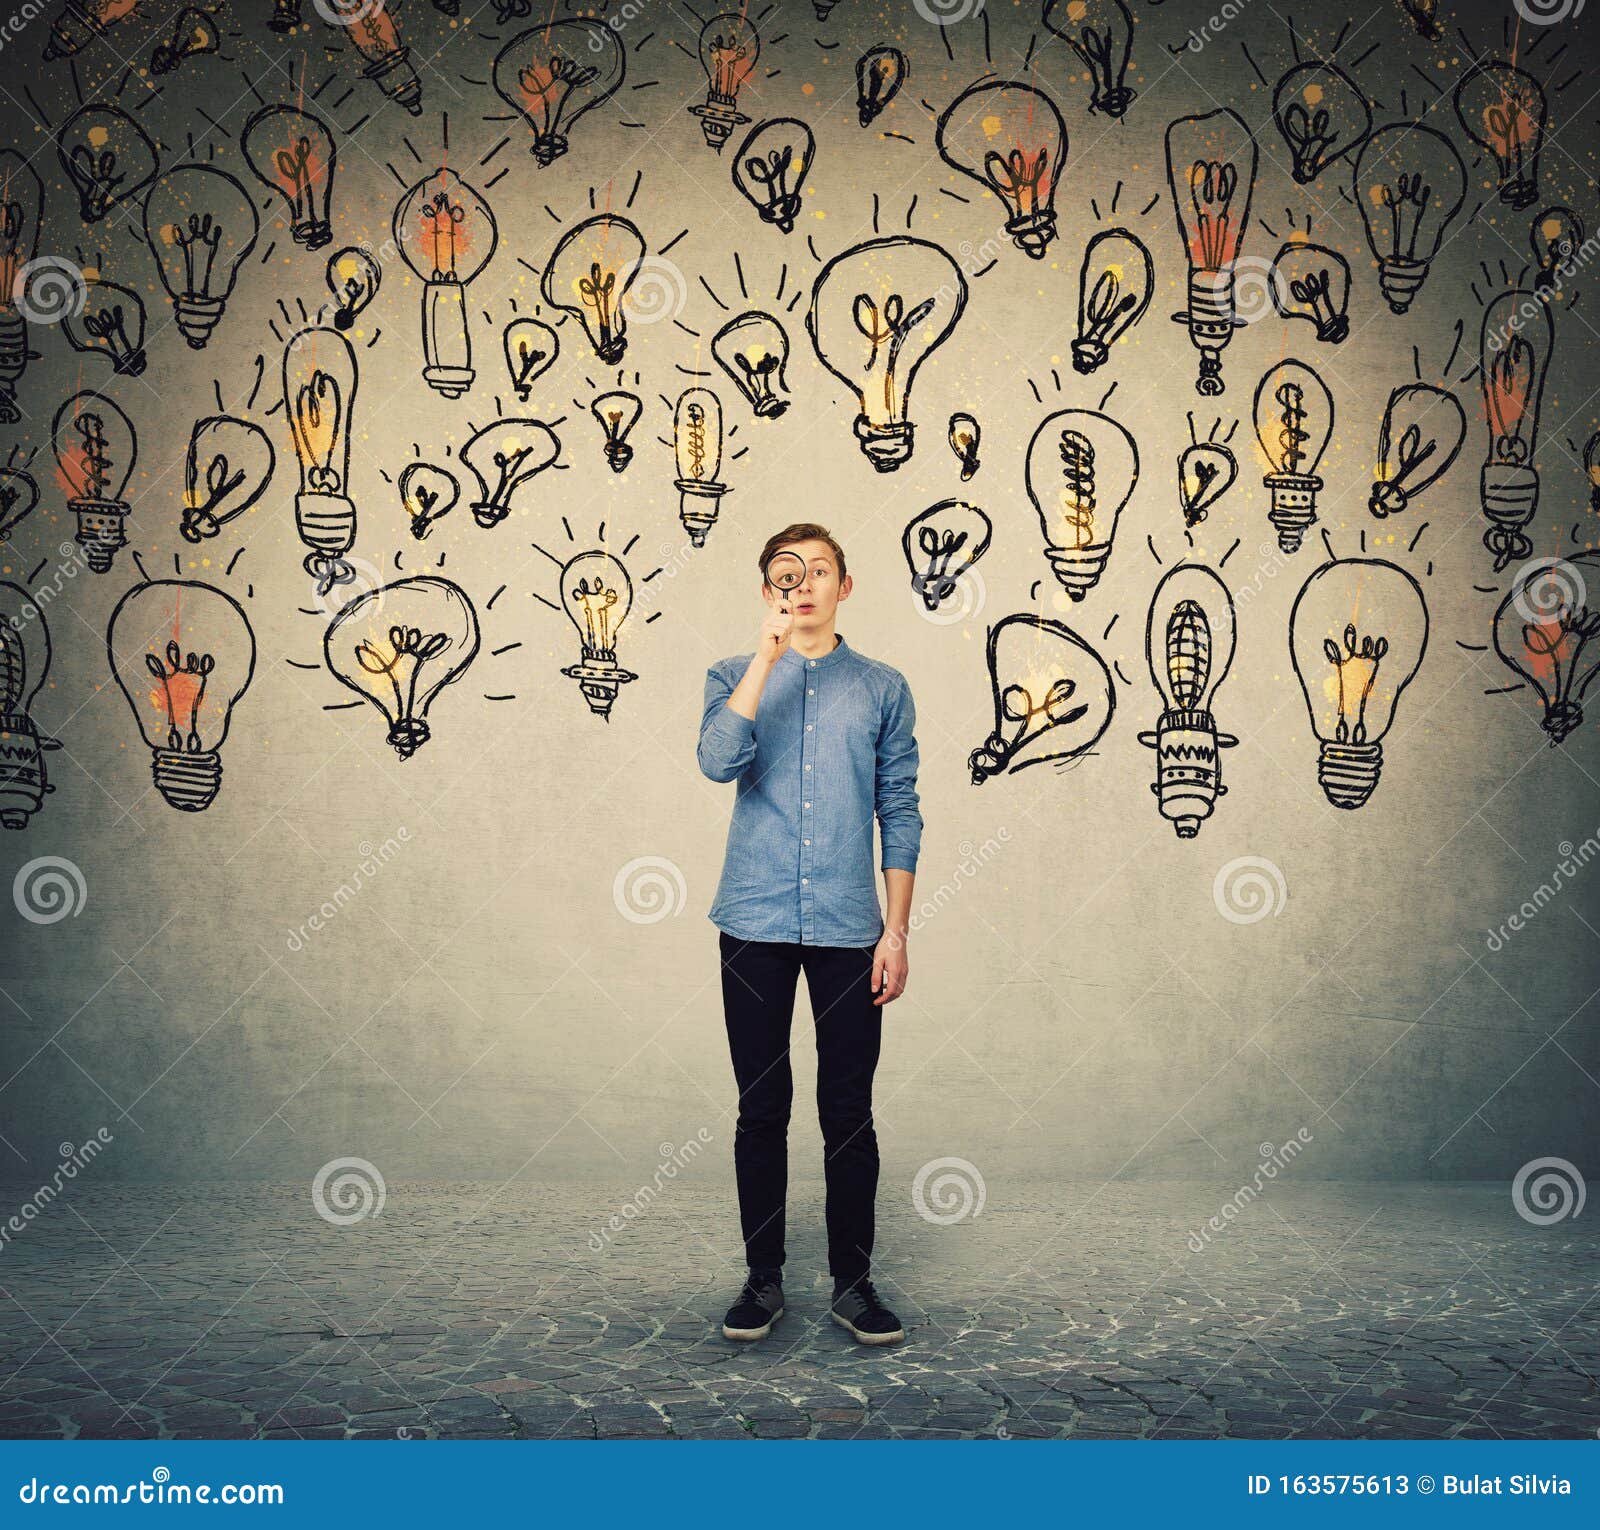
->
[696,524,922,1347]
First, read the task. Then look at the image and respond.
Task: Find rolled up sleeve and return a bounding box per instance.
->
[876,674,922,873]
[697,663,757,783]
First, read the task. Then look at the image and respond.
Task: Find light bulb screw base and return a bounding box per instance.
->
[603,440,634,473]
[152,748,221,812]
[1542,700,1582,747]
[0,712,52,829]
[1095,85,1134,119]
[1266,473,1322,554]
[1377,257,1428,315]
[422,363,474,399]
[854,416,912,473]
[292,218,333,251]
[1499,176,1538,212]
[362,50,422,115]
[677,481,727,547]
[71,499,129,574]
[561,657,638,721]
[1314,314,1350,344]
[43,6,98,60]
[689,100,750,152]
[1044,539,1111,602]
[1317,739,1381,810]
[529,133,569,166]
[750,391,788,419]
[471,501,508,530]
[295,492,357,595]
[173,294,225,349]
[1004,208,1056,261]
[758,195,801,235]
[112,348,148,377]
[1481,463,1539,571]
[1369,480,1408,518]
[1071,337,1108,375]
[387,718,429,761]
[1176,270,1240,396]
[1137,708,1234,839]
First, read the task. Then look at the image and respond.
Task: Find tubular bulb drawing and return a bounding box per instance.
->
[1254,360,1333,555]
[0,579,59,830]
[52,391,134,573]
[1137,563,1238,839]
[673,388,729,547]
[1478,290,1552,572]
[282,327,359,594]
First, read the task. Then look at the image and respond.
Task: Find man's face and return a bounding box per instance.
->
[763,538,850,630]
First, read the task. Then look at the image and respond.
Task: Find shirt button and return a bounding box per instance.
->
[808,660,816,668]
[804,764,811,771]
[804,838,810,845]
[808,688,814,695]
[803,801,810,809]
[805,724,813,731]
[802,877,809,885]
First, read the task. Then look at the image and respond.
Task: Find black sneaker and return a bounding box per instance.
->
[830,1278,904,1345]
[721,1271,784,1341]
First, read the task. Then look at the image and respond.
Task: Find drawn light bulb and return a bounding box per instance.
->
[52,391,134,573]
[325,246,381,331]
[149,7,220,73]
[968,613,1115,783]
[559,550,638,720]
[1493,553,1600,747]
[591,390,642,473]
[1354,124,1465,315]
[1178,442,1236,528]
[0,579,58,830]
[106,579,256,811]
[948,412,980,480]
[1270,242,1350,343]
[541,214,645,365]
[56,105,157,223]
[336,0,422,116]
[902,499,991,613]
[324,577,479,759]
[493,20,625,165]
[181,416,274,544]
[459,418,560,528]
[1024,408,1139,601]
[1254,360,1333,554]
[269,0,299,30]
[1479,290,1552,571]
[394,167,498,398]
[398,461,459,540]
[1042,0,1135,118]
[688,12,761,151]
[502,316,558,402]
[808,236,968,472]
[1072,227,1153,374]
[1289,557,1428,810]
[1137,563,1238,838]
[62,275,147,377]
[1455,61,1546,211]
[0,153,43,424]
[856,46,907,128]
[242,105,337,251]
[1530,206,1583,294]
[1271,62,1371,184]
[673,387,728,547]
[43,0,141,60]
[282,326,358,594]
[1165,108,1257,396]
[0,467,40,542]
[712,310,790,419]
[142,165,259,349]
[1368,384,1466,519]
[732,118,813,235]
[936,80,1067,260]
[1401,0,1440,38]
[1586,432,1600,513]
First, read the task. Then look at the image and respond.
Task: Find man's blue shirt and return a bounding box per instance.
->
[697,633,922,946]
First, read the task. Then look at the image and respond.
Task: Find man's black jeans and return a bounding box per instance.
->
[718,931,883,1286]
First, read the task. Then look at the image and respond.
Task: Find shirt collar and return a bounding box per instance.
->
[782,632,850,670]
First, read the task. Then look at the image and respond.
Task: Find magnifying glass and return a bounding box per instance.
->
[761,549,807,612]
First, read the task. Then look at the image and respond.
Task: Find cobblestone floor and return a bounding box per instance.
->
[0,1180,1594,1440]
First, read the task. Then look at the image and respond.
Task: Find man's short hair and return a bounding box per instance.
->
[759,523,847,583]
